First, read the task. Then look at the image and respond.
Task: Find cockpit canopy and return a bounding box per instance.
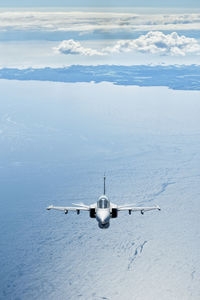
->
[97,196,110,209]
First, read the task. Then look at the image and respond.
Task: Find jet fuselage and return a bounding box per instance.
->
[95,195,111,229]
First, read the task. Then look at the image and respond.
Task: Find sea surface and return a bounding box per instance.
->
[0,80,200,299]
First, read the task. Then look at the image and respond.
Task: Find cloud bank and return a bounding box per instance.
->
[56,32,200,56]
[1,12,200,33]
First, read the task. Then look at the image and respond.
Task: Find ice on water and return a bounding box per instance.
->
[0,80,200,299]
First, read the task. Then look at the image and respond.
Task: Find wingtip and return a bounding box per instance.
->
[46,205,53,210]
[156,205,161,211]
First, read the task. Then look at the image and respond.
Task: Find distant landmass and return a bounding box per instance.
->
[0,65,200,91]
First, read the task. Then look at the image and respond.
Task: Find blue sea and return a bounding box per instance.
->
[0,80,200,299]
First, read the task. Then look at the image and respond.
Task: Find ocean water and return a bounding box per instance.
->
[0,80,200,299]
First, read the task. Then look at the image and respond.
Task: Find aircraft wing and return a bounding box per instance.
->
[46,205,89,212]
[118,205,161,213]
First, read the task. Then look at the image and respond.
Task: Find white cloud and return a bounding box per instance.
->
[56,32,200,57]
[104,31,200,56]
[55,39,104,56]
[0,12,200,33]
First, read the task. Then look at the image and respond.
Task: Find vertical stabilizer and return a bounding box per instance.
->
[103,175,106,195]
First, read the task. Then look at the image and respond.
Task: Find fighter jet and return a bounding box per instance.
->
[46,176,161,229]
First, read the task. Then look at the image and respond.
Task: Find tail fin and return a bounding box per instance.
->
[103,174,106,195]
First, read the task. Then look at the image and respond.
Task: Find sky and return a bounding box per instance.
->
[0,0,200,7]
[0,1,200,67]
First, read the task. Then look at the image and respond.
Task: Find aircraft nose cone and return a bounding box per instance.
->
[97,210,110,224]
